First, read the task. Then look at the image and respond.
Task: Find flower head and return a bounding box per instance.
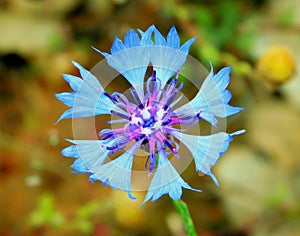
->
[56,25,245,203]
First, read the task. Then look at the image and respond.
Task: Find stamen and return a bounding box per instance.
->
[162,118,171,126]
[102,133,114,140]
[115,102,134,114]
[169,139,180,153]
[107,119,128,124]
[151,66,156,81]
[113,92,136,110]
[165,91,178,107]
[143,117,155,128]
[106,144,118,150]
[145,139,157,175]
[177,81,184,91]
[166,71,180,92]
[167,77,178,92]
[149,153,156,173]
[196,110,203,119]
[151,80,157,94]
[167,115,197,126]
[130,88,143,109]
[170,94,183,108]
[175,70,180,79]
[164,139,177,154]
[135,134,146,141]
[104,92,118,103]
[98,128,112,136]
[111,110,130,120]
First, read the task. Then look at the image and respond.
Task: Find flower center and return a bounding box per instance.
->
[130,104,166,137]
[101,67,203,174]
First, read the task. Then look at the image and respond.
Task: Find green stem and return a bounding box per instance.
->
[173,199,198,236]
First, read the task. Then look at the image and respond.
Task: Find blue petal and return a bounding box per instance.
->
[171,130,245,186]
[180,37,197,54]
[61,139,111,173]
[56,101,124,123]
[104,47,150,100]
[153,27,167,46]
[143,149,200,204]
[71,61,104,92]
[56,62,120,122]
[62,74,83,91]
[150,26,196,89]
[110,37,126,54]
[89,143,141,200]
[167,26,180,49]
[175,65,243,126]
[124,30,140,48]
[94,26,196,97]
[214,66,231,90]
[55,92,75,107]
[92,46,110,58]
[93,27,158,100]
[61,144,79,158]
[71,158,89,173]
[139,25,155,45]
[56,108,74,123]
[150,46,190,89]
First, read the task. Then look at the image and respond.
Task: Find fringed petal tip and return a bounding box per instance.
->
[127,191,137,200]
[71,60,82,72]
[86,143,140,201]
[171,130,245,187]
[231,129,246,136]
[142,184,201,205]
[55,108,73,124]
[61,73,83,91]
[180,37,197,53]
[55,92,75,107]
[167,26,180,49]
[142,149,201,204]
[92,46,110,58]
[61,144,79,158]
[90,176,137,200]
[201,130,245,186]
[70,158,89,174]
[227,106,244,116]
[207,171,220,187]
[175,62,244,126]
[88,25,197,96]
[56,60,118,121]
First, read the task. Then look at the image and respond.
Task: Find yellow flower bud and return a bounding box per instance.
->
[257,45,296,84]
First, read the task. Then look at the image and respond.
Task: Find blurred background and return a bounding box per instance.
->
[0,0,299,235]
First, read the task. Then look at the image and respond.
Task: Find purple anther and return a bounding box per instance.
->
[106,144,118,151]
[162,118,172,126]
[151,66,157,81]
[164,139,177,154]
[135,134,146,141]
[167,117,181,126]
[130,88,143,109]
[175,70,180,79]
[177,81,184,91]
[165,91,178,107]
[196,110,203,119]
[170,77,178,87]
[150,80,158,94]
[102,133,114,140]
[111,110,130,120]
[145,153,156,175]
[104,92,118,103]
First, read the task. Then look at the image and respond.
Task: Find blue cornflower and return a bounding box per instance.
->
[56,25,245,203]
